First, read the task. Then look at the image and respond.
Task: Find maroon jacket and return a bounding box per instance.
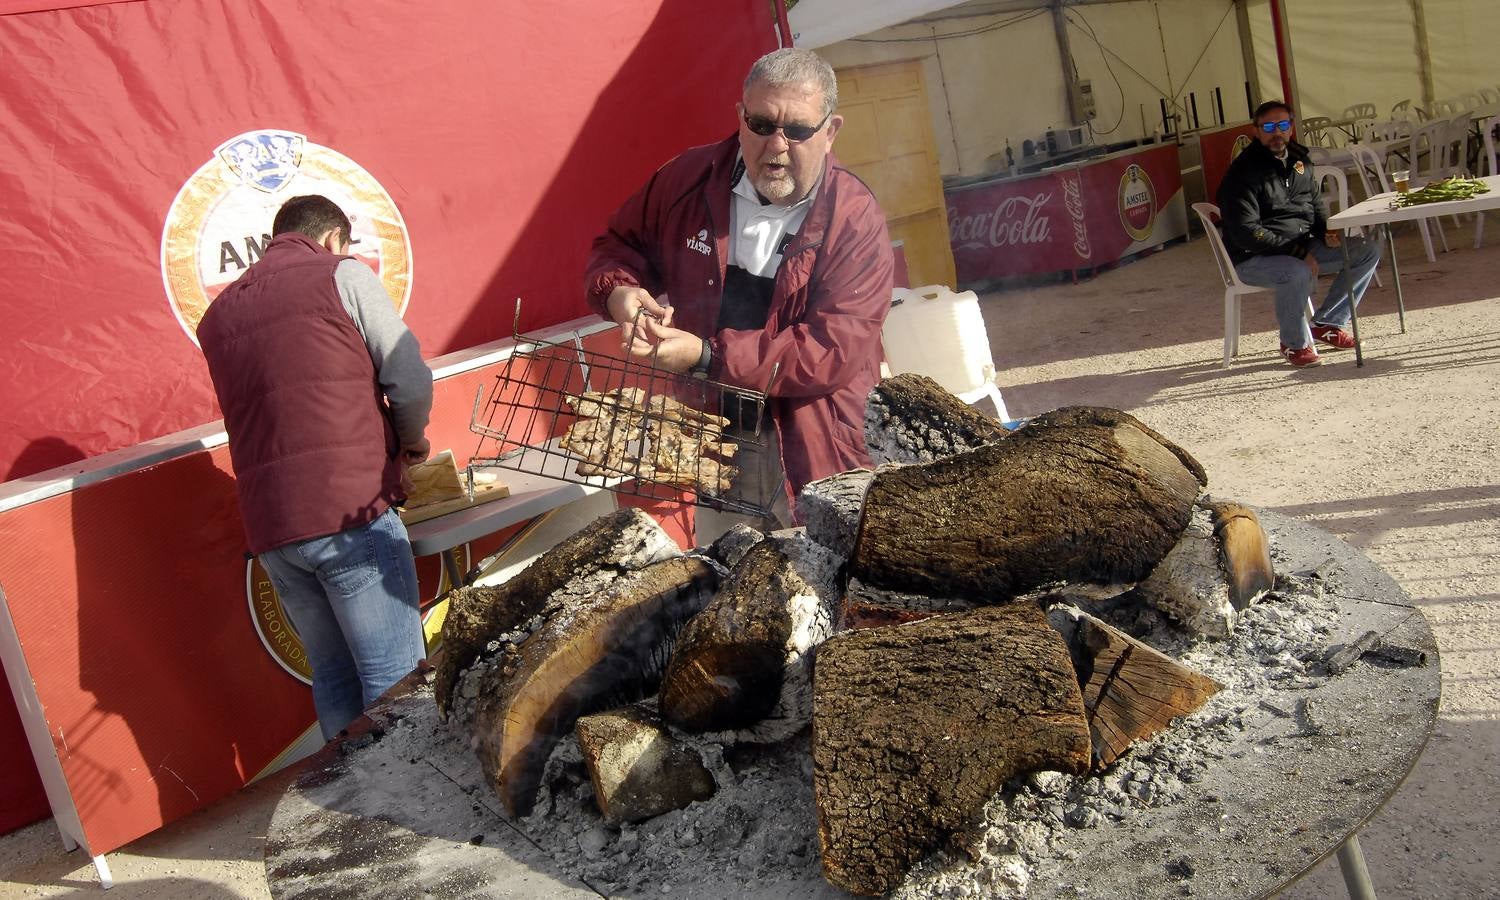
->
[586,135,894,506]
[199,233,405,553]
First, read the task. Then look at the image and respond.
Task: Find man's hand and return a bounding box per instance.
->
[630,317,704,373]
[400,437,431,467]
[1324,231,1342,248]
[1303,254,1320,278]
[397,437,430,497]
[606,286,674,356]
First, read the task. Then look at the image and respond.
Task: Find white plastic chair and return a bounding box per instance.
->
[1391,99,1414,121]
[1476,115,1498,248]
[1427,99,1459,119]
[1192,203,1315,368]
[1480,88,1500,105]
[1343,102,1378,122]
[1347,143,1441,263]
[1313,165,1382,287]
[1300,116,1336,148]
[1406,118,1470,244]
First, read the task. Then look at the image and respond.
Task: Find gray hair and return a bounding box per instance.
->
[743,48,838,118]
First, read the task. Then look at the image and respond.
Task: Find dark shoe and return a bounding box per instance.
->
[1280,344,1322,367]
[1311,324,1356,350]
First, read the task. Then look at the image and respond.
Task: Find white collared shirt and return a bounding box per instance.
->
[729,153,817,278]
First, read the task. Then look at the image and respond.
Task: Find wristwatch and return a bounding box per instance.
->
[689,338,713,380]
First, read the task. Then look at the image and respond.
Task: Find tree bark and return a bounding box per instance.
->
[1047,606,1222,768]
[850,406,1207,603]
[472,556,718,817]
[864,373,1011,465]
[813,603,1092,896]
[434,508,678,716]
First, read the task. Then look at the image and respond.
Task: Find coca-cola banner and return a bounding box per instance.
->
[946,144,1187,286]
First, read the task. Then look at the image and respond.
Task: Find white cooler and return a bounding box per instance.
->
[881,284,1010,421]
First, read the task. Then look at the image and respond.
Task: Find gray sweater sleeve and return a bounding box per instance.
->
[334,259,433,449]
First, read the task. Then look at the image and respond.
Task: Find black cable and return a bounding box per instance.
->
[1168,2,1238,108]
[850,7,1049,44]
[1066,8,1128,135]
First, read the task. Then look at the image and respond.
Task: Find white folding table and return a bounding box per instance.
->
[1326,173,1500,366]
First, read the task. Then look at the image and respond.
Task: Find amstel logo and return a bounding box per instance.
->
[161,129,413,344]
[1231,133,1253,162]
[1117,163,1158,243]
[246,548,465,683]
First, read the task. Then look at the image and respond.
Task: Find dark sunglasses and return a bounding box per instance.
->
[1260,119,1293,133]
[742,108,831,143]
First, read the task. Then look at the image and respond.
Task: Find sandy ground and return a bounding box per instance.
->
[2,217,1497,898]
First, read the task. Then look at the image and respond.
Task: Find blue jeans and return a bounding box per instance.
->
[259,508,425,741]
[1235,235,1382,350]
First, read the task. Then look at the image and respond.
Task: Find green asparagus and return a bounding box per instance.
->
[1392,176,1491,207]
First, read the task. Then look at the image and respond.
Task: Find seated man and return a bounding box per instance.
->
[1217,100,1382,367]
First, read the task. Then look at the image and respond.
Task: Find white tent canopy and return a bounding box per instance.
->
[796,0,1499,177]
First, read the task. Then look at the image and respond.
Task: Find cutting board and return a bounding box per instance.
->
[398,478,511,525]
[402,451,467,508]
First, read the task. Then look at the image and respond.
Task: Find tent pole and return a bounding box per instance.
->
[1267,0,1299,109]
[1234,0,1260,118]
[1409,0,1435,113]
[774,0,793,48]
[1053,1,1082,126]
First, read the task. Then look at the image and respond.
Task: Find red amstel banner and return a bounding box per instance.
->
[1200,123,1260,208]
[945,144,1187,285]
[0,0,774,840]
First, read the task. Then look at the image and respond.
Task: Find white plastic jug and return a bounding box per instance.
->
[881,285,1007,419]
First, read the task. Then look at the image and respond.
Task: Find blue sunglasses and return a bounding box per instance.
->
[1260,119,1293,133]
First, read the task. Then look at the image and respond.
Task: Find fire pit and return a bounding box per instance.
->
[263,508,1437,899]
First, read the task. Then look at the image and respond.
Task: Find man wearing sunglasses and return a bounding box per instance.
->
[1216,100,1382,367]
[585,48,893,529]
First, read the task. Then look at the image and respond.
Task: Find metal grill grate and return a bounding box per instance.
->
[467,303,777,518]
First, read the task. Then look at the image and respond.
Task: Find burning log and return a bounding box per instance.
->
[1048,606,1223,768]
[1135,501,1274,638]
[473,555,719,817]
[796,469,873,562]
[701,523,765,570]
[812,603,1092,896]
[850,406,1207,603]
[575,704,716,824]
[864,372,1010,465]
[838,578,974,630]
[660,535,839,742]
[433,508,680,716]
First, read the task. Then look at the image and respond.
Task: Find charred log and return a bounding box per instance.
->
[838,578,974,630]
[1136,501,1274,638]
[660,535,839,742]
[797,469,873,563]
[1047,606,1222,768]
[812,603,1092,896]
[864,373,1011,465]
[575,704,716,824]
[850,406,1207,603]
[434,508,679,716]
[472,556,718,817]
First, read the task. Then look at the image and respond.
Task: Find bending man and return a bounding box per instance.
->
[199,195,433,740]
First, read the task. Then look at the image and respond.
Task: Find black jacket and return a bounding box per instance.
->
[1215,139,1326,265]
